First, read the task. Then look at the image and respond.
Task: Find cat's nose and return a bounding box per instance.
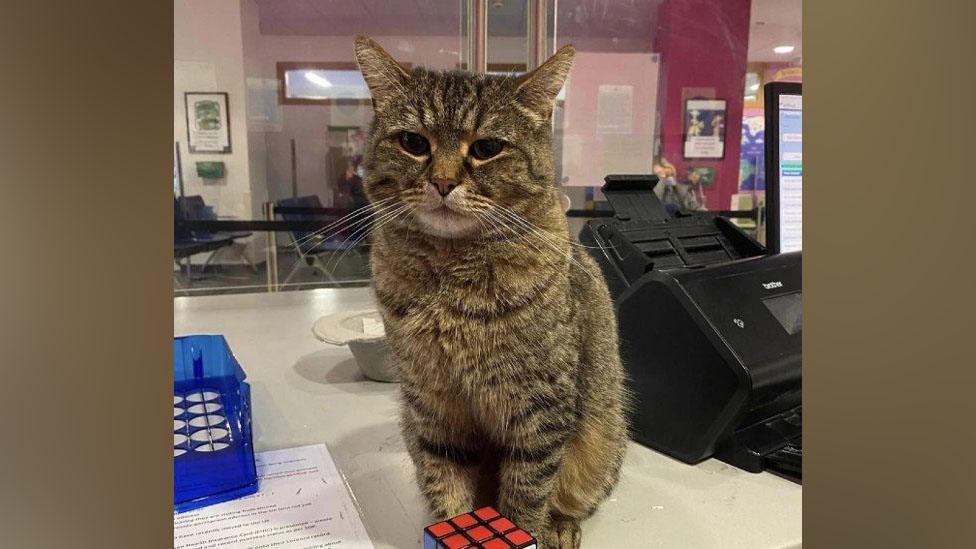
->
[430,178,457,197]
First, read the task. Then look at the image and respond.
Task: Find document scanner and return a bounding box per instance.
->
[580,175,802,479]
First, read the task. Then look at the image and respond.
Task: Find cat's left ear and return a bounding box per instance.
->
[354,36,410,110]
[514,44,576,121]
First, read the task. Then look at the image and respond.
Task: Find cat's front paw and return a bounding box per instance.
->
[538,517,582,549]
[428,497,474,522]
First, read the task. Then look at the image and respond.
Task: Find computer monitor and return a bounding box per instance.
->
[764,82,802,254]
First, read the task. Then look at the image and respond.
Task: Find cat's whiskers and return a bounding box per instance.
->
[324,203,412,274]
[482,207,598,281]
[468,207,494,238]
[289,197,398,250]
[477,209,592,281]
[326,205,413,276]
[461,203,517,242]
[471,210,522,248]
[473,210,541,254]
[473,211,573,293]
[480,208,562,259]
[291,197,395,247]
[464,193,609,250]
[469,200,600,284]
[493,204,612,251]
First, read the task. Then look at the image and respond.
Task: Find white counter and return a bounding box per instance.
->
[175,288,801,548]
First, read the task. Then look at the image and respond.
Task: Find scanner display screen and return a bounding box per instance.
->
[763,292,802,335]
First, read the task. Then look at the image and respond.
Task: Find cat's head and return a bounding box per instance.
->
[354,36,574,239]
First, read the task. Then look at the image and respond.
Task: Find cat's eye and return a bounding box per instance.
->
[469,138,505,161]
[398,131,430,156]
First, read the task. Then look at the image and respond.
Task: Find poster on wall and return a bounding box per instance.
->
[739,111,765,190]
[185,92,231,153]
[683,98,726,159]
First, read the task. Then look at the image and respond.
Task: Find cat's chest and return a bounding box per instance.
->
[387,288,498,354]
[380,263,521,330]
[404,364,522,440]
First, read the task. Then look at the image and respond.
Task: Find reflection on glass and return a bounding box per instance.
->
[547,2,664,218]
[487,0,527,71]
[283,70,370,101]
[744,71,761,102]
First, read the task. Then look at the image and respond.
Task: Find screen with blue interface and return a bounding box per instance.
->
[777,94,802,252]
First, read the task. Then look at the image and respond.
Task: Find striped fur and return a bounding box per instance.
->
[355,36,629,549]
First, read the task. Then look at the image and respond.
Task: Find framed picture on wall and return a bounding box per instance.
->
[683,98,727,159]
[185,92,231,153]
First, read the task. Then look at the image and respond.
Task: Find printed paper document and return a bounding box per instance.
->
[175,444,374,549]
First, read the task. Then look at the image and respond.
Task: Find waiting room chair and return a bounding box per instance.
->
[178,195,256,273]
[174,197,238,288]
[275,195,366,286]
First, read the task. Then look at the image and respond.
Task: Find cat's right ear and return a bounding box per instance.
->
[354,36,410,111]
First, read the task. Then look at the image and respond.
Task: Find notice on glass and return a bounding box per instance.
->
[596,85,634,134]
[174,444,374,549]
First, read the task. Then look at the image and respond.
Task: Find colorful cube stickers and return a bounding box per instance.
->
[423,507,537,549]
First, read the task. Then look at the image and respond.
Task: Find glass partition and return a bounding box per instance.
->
[174,0,801,296]
[174,0,464,296]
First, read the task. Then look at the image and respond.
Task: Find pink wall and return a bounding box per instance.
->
[654,0,752,210]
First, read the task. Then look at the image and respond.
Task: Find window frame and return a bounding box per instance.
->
[276,61,412,106]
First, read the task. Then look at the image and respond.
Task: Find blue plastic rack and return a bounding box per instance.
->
[174,335,258,512]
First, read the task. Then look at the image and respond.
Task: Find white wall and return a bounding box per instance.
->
[175,0,256,265]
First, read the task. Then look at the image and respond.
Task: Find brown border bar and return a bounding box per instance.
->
[0,1,172,547]
[806,1,976,547]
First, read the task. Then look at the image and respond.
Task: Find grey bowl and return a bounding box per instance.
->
[348,338,397,382]
[312,309,398,383]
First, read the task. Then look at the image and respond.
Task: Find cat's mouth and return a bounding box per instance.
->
[431,204,467,219]
[414,203,480,238]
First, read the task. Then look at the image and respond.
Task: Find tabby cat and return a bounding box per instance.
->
[354,36,628,549]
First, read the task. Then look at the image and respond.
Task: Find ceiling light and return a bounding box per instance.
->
[305,72,333,88]
[774,45,795,54]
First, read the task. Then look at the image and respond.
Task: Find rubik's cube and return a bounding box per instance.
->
[423,507,537,549]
